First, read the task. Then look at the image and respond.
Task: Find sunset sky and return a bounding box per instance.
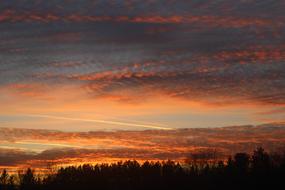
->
[0,0,285,170]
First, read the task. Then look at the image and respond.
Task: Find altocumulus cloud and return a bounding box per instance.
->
[0,0,284,105]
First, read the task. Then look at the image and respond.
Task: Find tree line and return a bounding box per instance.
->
[0,147,284,190]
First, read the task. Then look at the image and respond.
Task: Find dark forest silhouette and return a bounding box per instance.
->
[0,147,284,190]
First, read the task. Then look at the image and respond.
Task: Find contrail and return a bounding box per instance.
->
[15,141,84,149]
[23,114,173,130]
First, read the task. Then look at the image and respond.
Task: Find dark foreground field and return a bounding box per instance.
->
[0,148,284,190]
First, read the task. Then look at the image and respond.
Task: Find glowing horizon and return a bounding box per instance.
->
[0,0,285,171]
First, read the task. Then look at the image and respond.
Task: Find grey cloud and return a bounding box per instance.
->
[0,0,284,105]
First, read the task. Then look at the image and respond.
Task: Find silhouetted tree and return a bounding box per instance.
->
[0,169,8,184]
[252,147,271,173]
[1,148,285,190]
[19,169,37,190]
[233,152,250,173]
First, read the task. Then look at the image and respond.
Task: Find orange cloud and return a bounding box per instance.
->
[0,9,282,29]
[1,123,285,172]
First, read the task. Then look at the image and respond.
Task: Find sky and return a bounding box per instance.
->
[0,0,284,131]
[0,123,285,172]
[0,0,285,170]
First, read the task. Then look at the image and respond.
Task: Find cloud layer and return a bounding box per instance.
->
[0,1,285,170]
[0,0,284,106]
[1,123,285,171]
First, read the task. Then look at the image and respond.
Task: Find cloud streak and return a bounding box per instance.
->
[23,114,172,130]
